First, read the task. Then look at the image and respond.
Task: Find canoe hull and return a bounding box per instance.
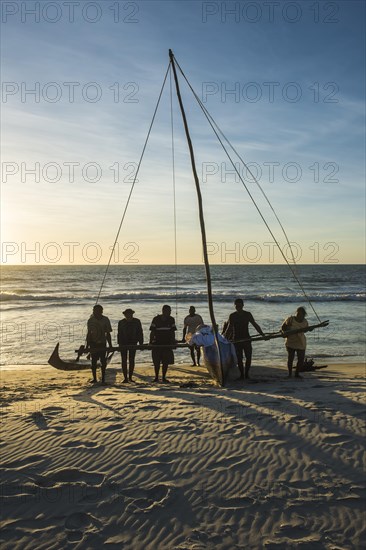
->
[202,341,238,386]
[48,343,91,371]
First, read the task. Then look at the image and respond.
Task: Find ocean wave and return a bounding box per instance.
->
[312,352,361,358]
[0,293,72,302]
[1,290,365,303]
[251,293,366,303]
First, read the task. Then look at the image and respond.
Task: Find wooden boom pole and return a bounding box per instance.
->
[168,49,224,382]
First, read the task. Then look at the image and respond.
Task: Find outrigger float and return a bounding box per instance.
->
[48,321,329,384]
[48,50,329,386]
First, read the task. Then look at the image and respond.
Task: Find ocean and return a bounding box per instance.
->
[0,264,365,367]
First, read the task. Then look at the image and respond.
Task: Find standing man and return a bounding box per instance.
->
[182,306,204,366]
[87,304,112,384]
[118,308,144,383]
[224,298,266,379]
[150,305,177,383]
[281,306,309,378]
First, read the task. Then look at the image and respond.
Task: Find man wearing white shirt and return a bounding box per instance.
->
[182,306,204,366]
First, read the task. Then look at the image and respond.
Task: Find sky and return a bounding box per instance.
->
[1,0,365,265]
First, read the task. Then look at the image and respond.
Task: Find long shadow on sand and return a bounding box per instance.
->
[70,362,365,488]
[105,365,366,486]
[69,368,120,417]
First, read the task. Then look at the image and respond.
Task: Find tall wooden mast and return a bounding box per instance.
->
[169,49,224,383]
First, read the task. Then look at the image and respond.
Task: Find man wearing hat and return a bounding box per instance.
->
[118,308,144,383]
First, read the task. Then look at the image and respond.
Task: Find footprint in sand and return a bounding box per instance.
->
[65,512,96,530]
[65,512,102,542]
[66,530,83,542]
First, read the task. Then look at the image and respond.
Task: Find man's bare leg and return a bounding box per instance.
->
[162,363,169,383]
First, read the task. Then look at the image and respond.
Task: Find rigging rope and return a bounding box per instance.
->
[169,64,179,320]
[95,62,171,304]
[173,57,322,323]
[96,52,322,325]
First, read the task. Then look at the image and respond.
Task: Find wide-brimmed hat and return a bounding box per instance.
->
[123,308,135,315]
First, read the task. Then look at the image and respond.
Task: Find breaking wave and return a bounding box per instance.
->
[1,291,365,303]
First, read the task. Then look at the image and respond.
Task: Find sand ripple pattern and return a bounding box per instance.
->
[1,367,365,549]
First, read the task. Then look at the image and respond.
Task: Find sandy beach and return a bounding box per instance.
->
[0,362,365,549]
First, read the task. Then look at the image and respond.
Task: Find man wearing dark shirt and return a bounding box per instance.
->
[149,304,177,383]
[87,304,112,384]
[118,308,143,383]
[224,298,265,379]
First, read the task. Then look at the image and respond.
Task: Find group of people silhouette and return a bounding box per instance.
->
[86,300,309,384]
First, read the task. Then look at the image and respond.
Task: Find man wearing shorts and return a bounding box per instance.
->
[182,306,204,366]
[87,304,112,384]
[150,305,177,383]
[224,298,266,379]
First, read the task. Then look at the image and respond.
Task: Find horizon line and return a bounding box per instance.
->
[1,263,365,268]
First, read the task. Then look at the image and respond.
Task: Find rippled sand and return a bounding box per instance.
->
[1,362,365,549]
